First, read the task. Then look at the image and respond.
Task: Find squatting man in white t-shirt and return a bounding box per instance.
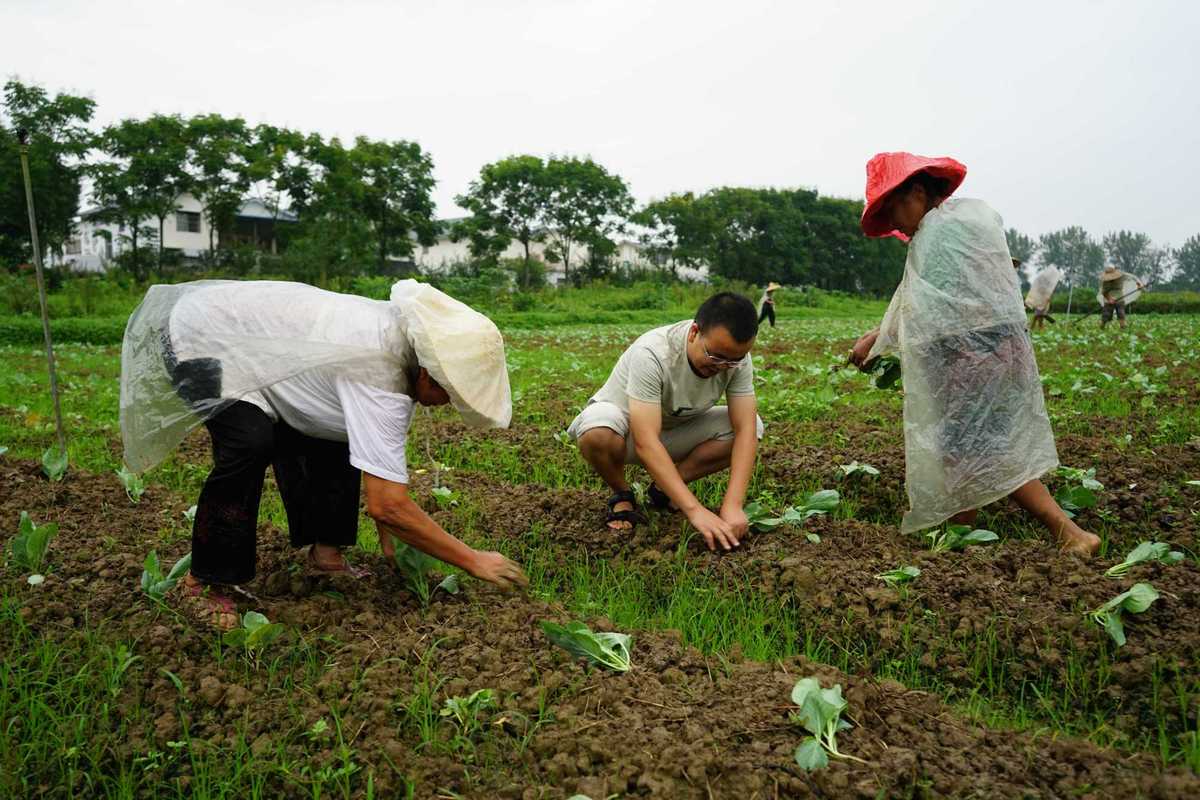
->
[567,293,764,551]
[119,279,527,630]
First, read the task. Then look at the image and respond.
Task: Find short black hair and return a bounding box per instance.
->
[895,170,953,202]
[695,292,758,343]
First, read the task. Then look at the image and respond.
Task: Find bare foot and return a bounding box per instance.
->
[1057,521,1100,557]
[176,574,239,631]
[307,546,371,578]
[607,498,634,531]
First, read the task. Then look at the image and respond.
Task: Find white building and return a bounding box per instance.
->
[55,193,296,272]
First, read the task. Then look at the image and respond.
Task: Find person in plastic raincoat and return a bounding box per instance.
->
[1098,266,1145,329]
[848,152,1099,556]
[120,279,527,629]
[1025,265,1062,330]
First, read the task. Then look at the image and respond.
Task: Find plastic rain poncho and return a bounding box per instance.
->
[1096,273,1143,307]
[120,279,511,474]
[868,198,1059,533]
[1025,266,1062,311]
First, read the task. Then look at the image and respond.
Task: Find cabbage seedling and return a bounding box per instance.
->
[790,677,867,770]
[42,446,67,482]
[1088,582,1159,647]
[116,465,146,504]
[926,525,998,553]
[1055,467,1103,519]
[837,461,879,479]
[10,511,58,575]
[222,611,286,664]
[1105,541,1184,578]
[141,550,192,601]
[745,490,840,533]
[393,542,459,608]
[875,565,920,586]
[430,486,458,509]
[440,688,496,738]
[541,620,632,672]
[864,355,901,390]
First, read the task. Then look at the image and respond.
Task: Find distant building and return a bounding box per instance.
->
[53,193,297,272]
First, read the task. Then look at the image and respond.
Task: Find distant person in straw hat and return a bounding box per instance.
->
[120,279,528,630]
[757,282,781,328]
[849,151,1099,557]
[1098,266,1144,329]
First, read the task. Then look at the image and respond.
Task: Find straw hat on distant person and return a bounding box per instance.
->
[390,280,511,429]
[1100,266,1123,281]
[766,282,782,292]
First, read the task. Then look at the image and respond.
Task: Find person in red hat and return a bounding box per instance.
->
[849,152,1099,557]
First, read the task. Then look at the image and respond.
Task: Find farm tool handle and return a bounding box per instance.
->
[1071,280,1154,325]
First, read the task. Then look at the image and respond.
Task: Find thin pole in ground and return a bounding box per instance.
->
[17,128,68,457]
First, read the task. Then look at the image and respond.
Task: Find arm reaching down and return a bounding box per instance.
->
[364,473,527,589]
[718,392,758,538]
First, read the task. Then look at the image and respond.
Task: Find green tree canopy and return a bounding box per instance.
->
[453,155,550,284]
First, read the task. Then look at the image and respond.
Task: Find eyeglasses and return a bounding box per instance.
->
[700,339,748,369]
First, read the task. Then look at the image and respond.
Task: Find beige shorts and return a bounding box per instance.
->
[567,401,764,466]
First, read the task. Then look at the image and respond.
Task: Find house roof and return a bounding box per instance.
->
[78,199,298,224]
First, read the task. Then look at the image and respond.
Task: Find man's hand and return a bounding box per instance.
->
[687,506,740,551]
[466,550,529,590]
[850,330,879,370]
[719,503,750,540]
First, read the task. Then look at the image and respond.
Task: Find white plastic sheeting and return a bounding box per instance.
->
[1097,274,1144,307]
[868,198,1059,533]
[121,280,510,473]
[1025,266,1062,311]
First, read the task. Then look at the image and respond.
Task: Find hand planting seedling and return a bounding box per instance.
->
[789,677,867,770]
[115,465,146,504]
[1088,582,1160,647]
[440,688,496,739]
[1105,541,1184,578]
[222,611,286,664]
[429,486,458,508]
[926,524,998,553]
[541,620,632,672]
[10,511,58,577]
[862,355,901,390]
[745,490,840,533]
[875,565,920,586]
[141,550,192,601]
[393,542,460,608]
[42,446,68,481]
[837,461,879,479]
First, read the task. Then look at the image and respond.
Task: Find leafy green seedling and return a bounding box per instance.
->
[875,565,920,586]
[1105,541,1184,578]
[552,430,576,448]
[864,355,901,390]
[745,490,840,533]
[116,465,146,504]
[440,688,496,737]
[1058,466,1104,491]
[141,550,192,601]
[541,620,632,672]
[838,461,880,479]
[393,541,459,608]
[429,486,458,508]
[1055,467,1103,518]
[222,611,286,664]
[42,446,68,481]
[10,511,58,575]
[926,524,998,553]
[0,445,8,456]
[1088,582,1159,647]
[790,677,867,770]
[183,505,197,523]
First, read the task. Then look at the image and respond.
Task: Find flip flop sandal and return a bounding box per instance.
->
[306,547,372,579]
[605,490,639,531]
[647,483,678,512]
[173,579,239,632]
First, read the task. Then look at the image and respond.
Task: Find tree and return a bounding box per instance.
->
[1102,230,1151,274]
[1039,226,1104,314]
[0,80,95,267]
[347,137,437,272]
[632,193,713,276]
[1173,235,1200,290]
[540,156,634,284]
[454,155,549,286]
[186,114,252,257]
[1005,228,1039,279]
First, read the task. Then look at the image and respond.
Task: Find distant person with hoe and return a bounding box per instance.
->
[1025,264,1062,331]
[849,152,1099,557]
[1098,266,1145,329]
[757,282,781,328]
[567,293,764,551]
[120,279,528,630]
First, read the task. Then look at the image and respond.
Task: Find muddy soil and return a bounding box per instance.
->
[3,459,1199,798]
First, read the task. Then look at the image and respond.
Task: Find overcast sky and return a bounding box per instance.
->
[8,0,1199,245]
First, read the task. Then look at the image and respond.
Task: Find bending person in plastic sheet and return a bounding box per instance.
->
[1098,266,1145,329]
[849,152,1099,556]
[567,292,764,551]
[120,279,527,630]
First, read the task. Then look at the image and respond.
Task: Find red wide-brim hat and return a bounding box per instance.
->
[860,152,968,240]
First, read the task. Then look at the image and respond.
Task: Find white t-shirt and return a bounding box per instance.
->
[170,283,416,484]
[589,319,755,430]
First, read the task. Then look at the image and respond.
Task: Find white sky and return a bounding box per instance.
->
[8,0,1199,245]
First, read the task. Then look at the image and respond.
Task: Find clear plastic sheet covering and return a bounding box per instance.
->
[1025,266,1062,310]
[121,279,510,473]
[1096,274,1143,306]
[867,198,1059,533]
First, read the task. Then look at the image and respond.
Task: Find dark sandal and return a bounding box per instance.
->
[647,483,677,512]
[605,490,639,530]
